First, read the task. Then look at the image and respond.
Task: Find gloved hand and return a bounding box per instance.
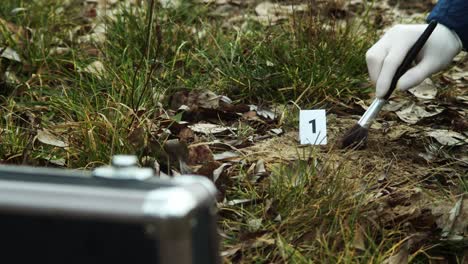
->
[366,23,463,98]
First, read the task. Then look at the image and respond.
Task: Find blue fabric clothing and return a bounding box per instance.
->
[428,0,468,50]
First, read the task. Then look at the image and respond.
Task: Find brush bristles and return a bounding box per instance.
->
[340,124,369,149]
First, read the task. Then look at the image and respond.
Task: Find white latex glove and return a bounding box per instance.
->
[366,23,463,98]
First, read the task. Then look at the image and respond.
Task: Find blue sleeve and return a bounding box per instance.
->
[427,0,468,50]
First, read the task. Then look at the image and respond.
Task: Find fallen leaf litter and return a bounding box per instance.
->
[0,0,466,261]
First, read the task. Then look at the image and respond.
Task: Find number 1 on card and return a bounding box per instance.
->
[299,110,327,145]
[309,119,316,134]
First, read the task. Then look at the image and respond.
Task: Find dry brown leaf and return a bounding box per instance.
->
[355,99,370,110]
[408,78,437,100]
[194,161,221,178]
[188,144,214,165]
[269,128,283,135]
[0,17,30,44]
[382,99,408,112]
[36,129,68,148]
[395,102,443,124]
[426,129,467,146]
[382,242,409,264]
[83,60,106,77]
[433,197,467,241]
[127,125,146,149]
[0,47,21,62]
[352,224,366,251]
[170,90,225,111]
[213,163,230,182]
[188,123,234,135]
[220,244,242,258]
[386,125,418,141]
[0,18,20,32]
[178,127,195,142]
[197,90,221,109]
[249,105,277,120]
[213,151,239,161]
[243,111,258,120]
[164,139,189,164]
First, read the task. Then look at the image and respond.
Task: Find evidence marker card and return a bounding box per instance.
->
[299,110,327,145]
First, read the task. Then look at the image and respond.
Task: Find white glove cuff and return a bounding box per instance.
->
[437,23,463,53]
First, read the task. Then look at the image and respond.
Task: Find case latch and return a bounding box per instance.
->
[92,155,153,180]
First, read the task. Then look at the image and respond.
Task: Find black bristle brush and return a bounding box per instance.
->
[340,20,438,149]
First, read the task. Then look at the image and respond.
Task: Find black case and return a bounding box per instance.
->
[0,155,220,264]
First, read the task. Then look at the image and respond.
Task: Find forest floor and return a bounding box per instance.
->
[0,0,467,263]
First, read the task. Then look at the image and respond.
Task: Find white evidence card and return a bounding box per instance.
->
[299,110,327,145]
